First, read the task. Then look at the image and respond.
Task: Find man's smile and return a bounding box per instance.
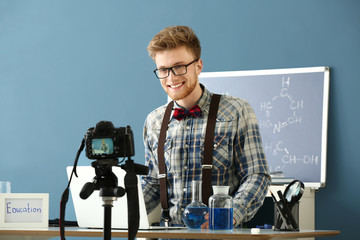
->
[169,82,184,89]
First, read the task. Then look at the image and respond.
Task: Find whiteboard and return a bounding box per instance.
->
[199,67,329,188]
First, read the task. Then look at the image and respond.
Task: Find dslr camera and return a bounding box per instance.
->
[84,121,135,160]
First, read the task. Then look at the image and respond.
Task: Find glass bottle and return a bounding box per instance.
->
[182,180,209,229]
[208,185,233,230]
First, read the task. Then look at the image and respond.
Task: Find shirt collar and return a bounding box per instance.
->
[196,84,212,114]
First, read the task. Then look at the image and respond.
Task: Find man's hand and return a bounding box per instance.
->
[200,213,209,229]
[200,213,236,229]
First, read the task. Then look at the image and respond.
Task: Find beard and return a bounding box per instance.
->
[163,75,198,101]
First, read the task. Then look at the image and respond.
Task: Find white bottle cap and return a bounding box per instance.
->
[212,186,230,194]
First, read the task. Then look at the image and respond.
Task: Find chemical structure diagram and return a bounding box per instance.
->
[259,76,303,134]
[259,76,319,173]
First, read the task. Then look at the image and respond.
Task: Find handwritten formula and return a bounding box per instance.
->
[258,76,320,176]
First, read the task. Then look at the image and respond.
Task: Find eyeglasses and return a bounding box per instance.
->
[154,59,198,79]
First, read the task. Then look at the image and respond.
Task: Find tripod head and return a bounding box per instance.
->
[80,159,126,200]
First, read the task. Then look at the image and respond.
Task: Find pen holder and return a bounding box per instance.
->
[274,201,299,231]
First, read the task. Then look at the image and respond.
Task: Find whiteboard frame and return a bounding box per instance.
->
[199,66,330,189]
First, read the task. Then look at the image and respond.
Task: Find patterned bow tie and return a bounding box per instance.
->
[173,105,202,121]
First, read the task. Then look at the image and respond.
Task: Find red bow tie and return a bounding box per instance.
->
[173,105,202,121]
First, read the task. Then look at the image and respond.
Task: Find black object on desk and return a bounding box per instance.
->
[272,180,304,231]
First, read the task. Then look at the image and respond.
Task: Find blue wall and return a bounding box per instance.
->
[1,0,359,239]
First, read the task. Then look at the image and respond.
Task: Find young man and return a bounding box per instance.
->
[141,26,270,227]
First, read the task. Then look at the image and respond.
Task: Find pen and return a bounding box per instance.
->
[269,189,277,202]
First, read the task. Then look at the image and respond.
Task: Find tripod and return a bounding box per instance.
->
[80,158,148,240]
[80,159,124,240]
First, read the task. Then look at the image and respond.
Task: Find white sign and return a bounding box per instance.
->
[0,193,49,228]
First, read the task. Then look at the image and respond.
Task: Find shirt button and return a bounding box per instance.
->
[183,188,187,192]
[184,144,189,148]
[186,126,190,130]
[181,208,184,212]
[183,166,188,170]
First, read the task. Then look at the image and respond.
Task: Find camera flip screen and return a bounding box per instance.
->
[91,138,114,156]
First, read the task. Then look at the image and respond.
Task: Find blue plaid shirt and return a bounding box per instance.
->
[141,86,270,226]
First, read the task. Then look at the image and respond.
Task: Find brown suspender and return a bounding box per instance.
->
[158,101,174,223]
[201,93,221,205]
[157,94,221,223]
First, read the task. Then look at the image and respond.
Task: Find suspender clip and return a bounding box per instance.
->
[164,218,170,227]
[162,208,171,227]
[202,164,213,169]
[159,174,166,178]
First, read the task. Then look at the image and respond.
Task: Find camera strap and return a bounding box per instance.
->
[158,94,221,223]
[60,138,85,240]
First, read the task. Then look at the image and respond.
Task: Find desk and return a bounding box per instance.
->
[0,227,340,240]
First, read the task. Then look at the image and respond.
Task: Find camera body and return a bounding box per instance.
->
[85,121,135,160]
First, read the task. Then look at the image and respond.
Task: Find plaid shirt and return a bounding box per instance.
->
[141,86,270,226]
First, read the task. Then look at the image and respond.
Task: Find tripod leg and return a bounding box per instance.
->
[103,202,113,240]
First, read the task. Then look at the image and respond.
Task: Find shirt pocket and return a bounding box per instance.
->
[201,135,231,174]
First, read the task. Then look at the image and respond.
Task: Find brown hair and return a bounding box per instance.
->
[147,26,201,60]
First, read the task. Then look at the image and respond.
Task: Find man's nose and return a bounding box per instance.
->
[168,69,177,80]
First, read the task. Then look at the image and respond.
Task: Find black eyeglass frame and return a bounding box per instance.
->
[153,59,199,79]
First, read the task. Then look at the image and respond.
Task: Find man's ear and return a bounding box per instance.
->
[196,59,203,75]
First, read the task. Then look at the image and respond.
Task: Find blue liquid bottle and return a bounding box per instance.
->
[208,186,233,230]
[183,180,209,229]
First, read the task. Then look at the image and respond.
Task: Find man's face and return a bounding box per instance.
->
[154,46,202,101]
